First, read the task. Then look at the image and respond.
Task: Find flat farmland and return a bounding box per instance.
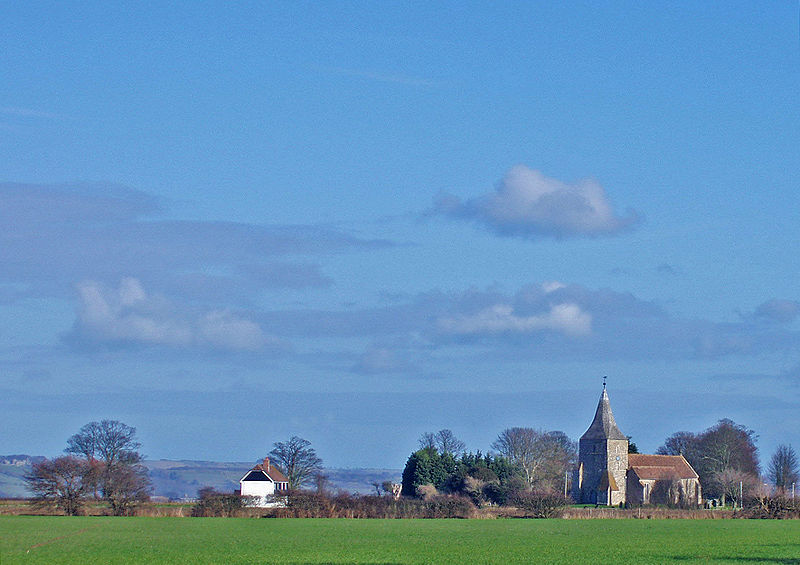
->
[2,516,799,564]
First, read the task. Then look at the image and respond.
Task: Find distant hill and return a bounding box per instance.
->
[146,459,253,500]
[0,455,400,500]
[0,455,47,498]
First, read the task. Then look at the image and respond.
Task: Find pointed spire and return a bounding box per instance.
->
[580,386,627,441]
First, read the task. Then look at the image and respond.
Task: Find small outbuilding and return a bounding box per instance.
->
[239,457,290,507]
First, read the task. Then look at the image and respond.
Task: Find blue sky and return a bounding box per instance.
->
[1,2,799,469]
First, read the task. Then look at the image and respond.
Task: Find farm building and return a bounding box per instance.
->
[573,385,702,507]
[239,457,289,507]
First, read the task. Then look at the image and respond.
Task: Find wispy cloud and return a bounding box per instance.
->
[67,278,285,352]
[257,282,800,363]
[0,182,389,304]
[435,165,639,239]
[438,303,591,336]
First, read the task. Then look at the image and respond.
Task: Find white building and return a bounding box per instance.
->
[239,457,290,507]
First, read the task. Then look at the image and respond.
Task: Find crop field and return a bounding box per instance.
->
[2,516,799,564]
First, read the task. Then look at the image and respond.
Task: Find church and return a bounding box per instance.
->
[572,385,702,507]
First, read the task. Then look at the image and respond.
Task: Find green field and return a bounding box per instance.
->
[2,516,799,564]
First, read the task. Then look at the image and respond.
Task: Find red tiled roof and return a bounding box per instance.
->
[628,454,698,480]
[251,458,289,483]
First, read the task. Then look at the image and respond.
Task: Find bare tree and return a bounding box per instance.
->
[492,428,537,485]
[104,463,151,516]
[435,429,466,456]
[314,471,331,495]
[768,444,799,492]
[491,428,575,491]
[418,432,437,451]
[699,420,759,478]
[269,436,323,490]
[713,468,759,507]
[656,431,699,459]
[25,456,97,516]
[418,429,466,455]
[658,420,759,501]
[66,420,143,467]
[540,431,577,493]
[64,420,150,514]
[64,423,100,461]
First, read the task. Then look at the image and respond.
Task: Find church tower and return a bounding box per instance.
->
[574,383,628,505]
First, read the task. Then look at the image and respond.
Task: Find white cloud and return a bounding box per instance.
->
[198,311,271,351]
[436,165,637,238]
[437,302,591,337]
[542,281,566,294]
[258,282,800,362]
[73,278,278,352]
[119,277,147,306]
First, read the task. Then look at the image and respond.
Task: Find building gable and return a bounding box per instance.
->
[239,457,289,486]
[242,470,270,482]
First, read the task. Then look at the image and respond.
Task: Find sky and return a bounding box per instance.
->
[1,2,799,470]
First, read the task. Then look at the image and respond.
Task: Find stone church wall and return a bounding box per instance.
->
[606,438,628,506]
[576,438,628,505]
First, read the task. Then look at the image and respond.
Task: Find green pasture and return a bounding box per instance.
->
[2,516,799,564]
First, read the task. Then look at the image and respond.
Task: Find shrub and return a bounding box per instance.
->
[421,494,476,518]
[191,488,258,517]
[285,491,334,518]
[483,476,527,506]
[461,476,487,506]
[416,484,438,500]
[269,491,477,519]
[511,491,570,518]
[738,496,800,519]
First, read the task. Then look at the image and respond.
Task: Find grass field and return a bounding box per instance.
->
[2,516,800,564]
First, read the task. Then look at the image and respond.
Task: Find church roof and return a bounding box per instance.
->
[628,454,699,480]
[580,388,627,441]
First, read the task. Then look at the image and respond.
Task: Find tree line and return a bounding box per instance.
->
[401,427,577,507]
[25,417,799,515]
[402,422,798,509]
[656,419,798,505]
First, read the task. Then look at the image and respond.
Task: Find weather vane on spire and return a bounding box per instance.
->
[603,376,607,390]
